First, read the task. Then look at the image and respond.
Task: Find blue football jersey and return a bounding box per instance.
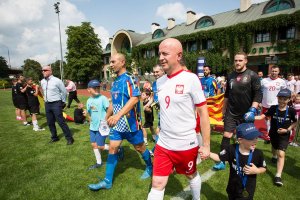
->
[110,72,141,132]
[200,76,218,98]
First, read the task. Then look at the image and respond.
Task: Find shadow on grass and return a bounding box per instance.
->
[202,182,227,199]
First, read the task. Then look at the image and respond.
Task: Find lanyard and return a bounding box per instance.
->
[235,144,253,189]
[276,106,288,128]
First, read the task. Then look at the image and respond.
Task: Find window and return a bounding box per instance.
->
[188,41,197,52]
[263,0,295,14]
[121,37,131,53]
[105,44,111,51]
[152,29,164,39]
[195,16,214,29]
[145,49,154,58]
[201,39,213,50]
[104,56,110,64]
[278,26,296,40]
[255,32,270,43]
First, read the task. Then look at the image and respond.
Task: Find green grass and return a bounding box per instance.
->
[0,90,300,200]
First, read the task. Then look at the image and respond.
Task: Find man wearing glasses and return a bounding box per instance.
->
[40,66,74,145]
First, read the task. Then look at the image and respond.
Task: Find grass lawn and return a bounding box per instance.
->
[0,90,299,200]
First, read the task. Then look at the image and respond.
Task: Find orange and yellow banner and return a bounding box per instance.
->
[206,93,224,125]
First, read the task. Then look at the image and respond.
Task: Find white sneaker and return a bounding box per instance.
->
[33,127,45,131]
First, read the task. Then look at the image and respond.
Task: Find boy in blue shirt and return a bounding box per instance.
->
[86,80,110,170]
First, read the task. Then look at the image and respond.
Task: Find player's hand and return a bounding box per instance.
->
[107,114,121,127]
[243,163,258,175]
[243,107,257,122]
[277,128,289,134]
[199,145,210,160]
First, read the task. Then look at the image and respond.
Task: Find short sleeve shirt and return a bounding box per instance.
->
[219,144,266,198]
[157,70,206,150]
[200,76,218,98]
[87,95,109,131]
[261,77,286,108]
[110,72,141,132]
[26,85,39,106]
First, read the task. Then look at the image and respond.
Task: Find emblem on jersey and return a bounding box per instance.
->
[220,149,226,155]
[242,75,249,83]
[236,75,242,82]
[113,92,119,99]
[175,84,184,94]
[276,82,280,86]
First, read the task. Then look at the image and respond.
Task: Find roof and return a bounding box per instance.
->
[135,0,300,46]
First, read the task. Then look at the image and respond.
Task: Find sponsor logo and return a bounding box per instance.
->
[190,141,195,145]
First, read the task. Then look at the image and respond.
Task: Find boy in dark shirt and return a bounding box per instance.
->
[255,88,297,186]
[210,123,266,200]
[26,77,44,131]
[74,103,87,124]
[16,75,30,125]
[141,90,155,145]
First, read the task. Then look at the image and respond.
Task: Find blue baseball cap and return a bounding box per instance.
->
[277,88,291,97]
[88,80,100,88]
[236,123,261,140]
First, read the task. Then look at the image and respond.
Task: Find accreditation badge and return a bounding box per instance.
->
[99,120,110,136]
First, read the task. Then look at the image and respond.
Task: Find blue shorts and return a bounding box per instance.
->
[109,129,144,145]
[90,130,107,146]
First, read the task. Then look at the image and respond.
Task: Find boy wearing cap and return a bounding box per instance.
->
[255,88,297,186]
[86,79,111,170]
[210,123,266,200]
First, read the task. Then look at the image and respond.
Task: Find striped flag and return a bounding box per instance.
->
[206,93,224,125]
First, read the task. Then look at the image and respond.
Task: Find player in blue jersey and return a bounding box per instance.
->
[200,66,219,98]
[88,53,153,191]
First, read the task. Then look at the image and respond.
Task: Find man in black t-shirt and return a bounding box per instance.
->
[74,103,86,124]
[213,52,263,170]
[26,77,44,131]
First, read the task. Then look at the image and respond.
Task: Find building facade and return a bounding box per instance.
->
[103,0,300,77]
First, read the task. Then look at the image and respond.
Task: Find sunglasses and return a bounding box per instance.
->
[42,70,49,72]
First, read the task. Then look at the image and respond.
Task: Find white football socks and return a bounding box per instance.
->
[189,172,201,200]
[93,149,102,164]
[147,188,165,200]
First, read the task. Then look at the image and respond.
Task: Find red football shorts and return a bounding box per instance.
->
[153,145,199,176]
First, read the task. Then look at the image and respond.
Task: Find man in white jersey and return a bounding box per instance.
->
[261,65,286,142]
[294,75,300,94]
[147,38,210,200]
[286,73,296,93]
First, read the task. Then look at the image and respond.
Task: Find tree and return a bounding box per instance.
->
[0,56,9,78]
[65,22,103,82]
[48,60,66,78]
[22,59,42,82]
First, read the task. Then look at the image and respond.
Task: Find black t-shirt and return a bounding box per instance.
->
[74,108,85,124]
[26,86,39,106]
[219,144,266,199]
[225,69,262,117]
[12,85,17,100]
[264,105,296,137]
[143,99,154,123]
[16,82,27,101]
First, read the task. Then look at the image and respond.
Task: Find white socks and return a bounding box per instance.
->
[189,172,201,200]
[147,188,165,200]
[93,149,102,164]
[33,120,38,128]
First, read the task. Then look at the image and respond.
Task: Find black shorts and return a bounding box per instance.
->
[12,98,18,108]
[270,133,289,151]
[28,105,40,114]
[143,121,153,128]
[16,96,28,110]
[223,111,244,133]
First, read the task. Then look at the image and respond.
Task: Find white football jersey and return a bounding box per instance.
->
[261,77,286,108]
[286,79,296,93]
[156,70,206,150]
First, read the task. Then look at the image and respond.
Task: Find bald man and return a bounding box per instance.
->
[147,38,211,200]
[88,53,153,191]
[40,66,74,145]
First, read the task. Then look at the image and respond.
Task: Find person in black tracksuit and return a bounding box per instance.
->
[213,52,263,170]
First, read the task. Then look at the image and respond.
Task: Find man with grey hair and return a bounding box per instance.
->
[40,66,74,145]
